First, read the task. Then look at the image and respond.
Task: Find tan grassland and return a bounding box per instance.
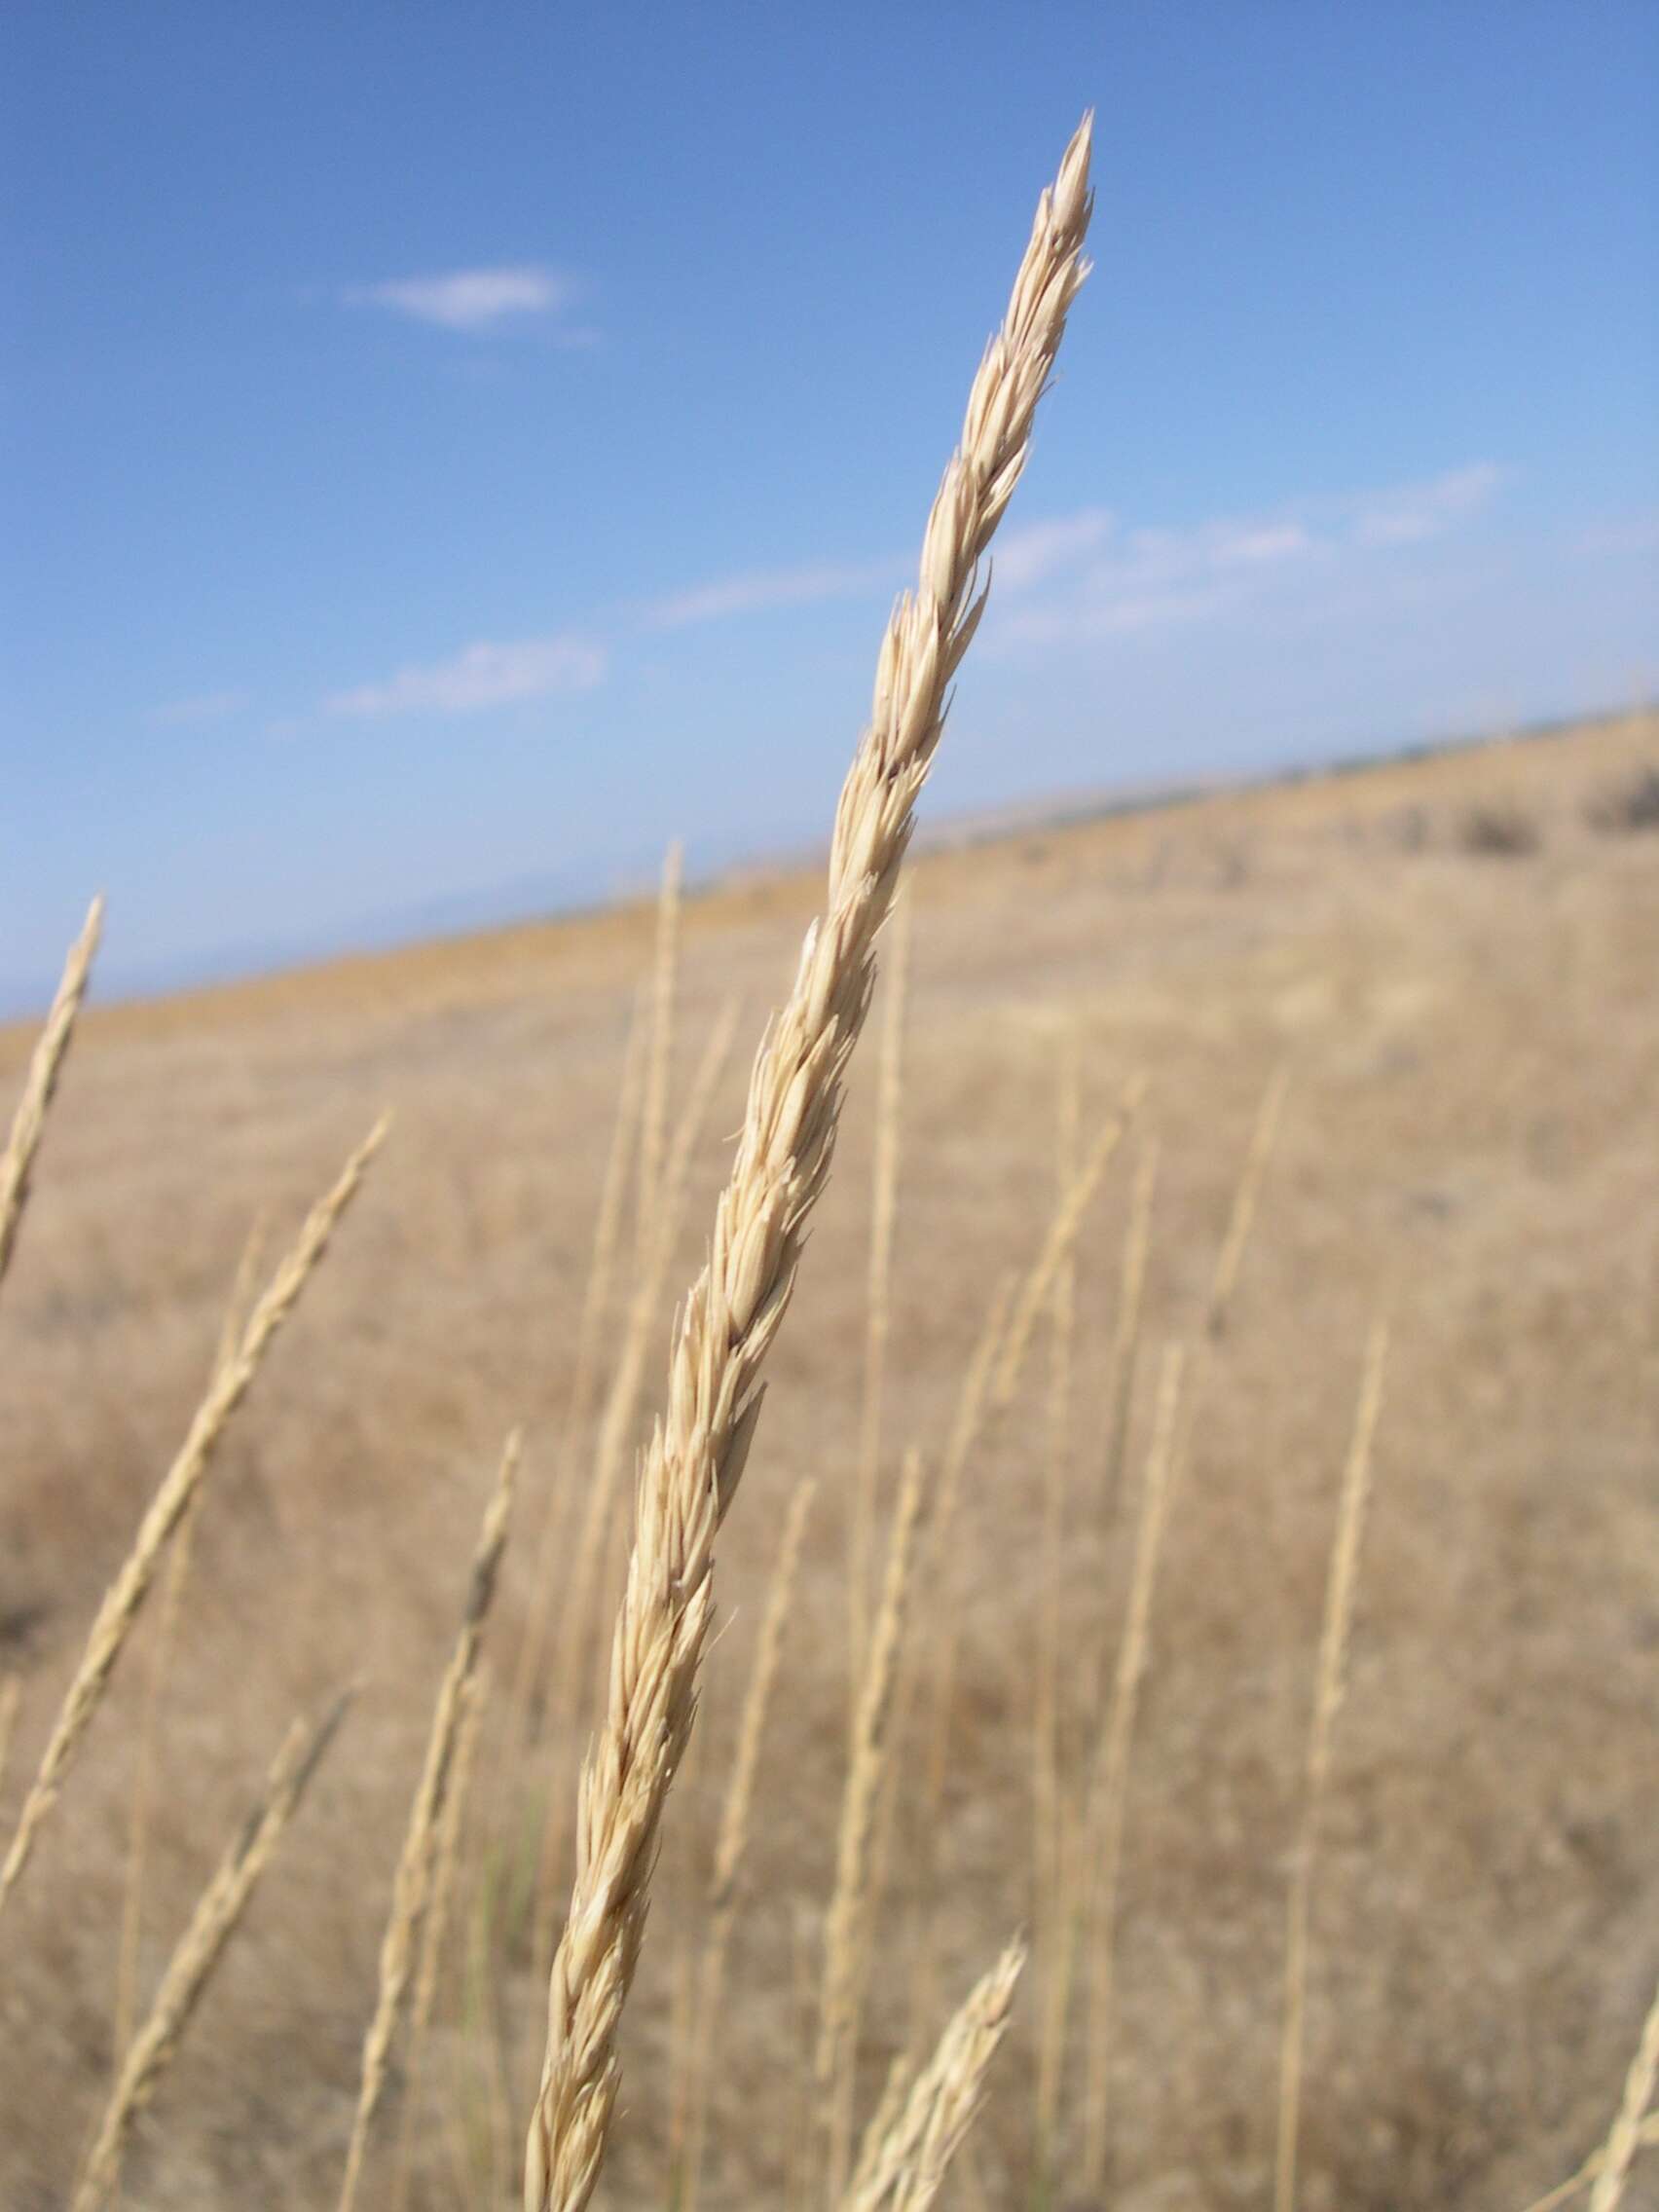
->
[1,704,1656,2208]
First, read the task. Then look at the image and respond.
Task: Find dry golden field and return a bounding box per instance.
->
[2,708,1656,2211]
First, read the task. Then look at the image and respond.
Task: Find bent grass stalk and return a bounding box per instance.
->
[0,1117,386,1920]
[1586,1975,1659,2212]
[0,893,102,1298]
[1522,2117,1659,2212]
[71,1689,352,2212]
[524,115,1093,2212]
[1272,1316,1389,2212]
[338,1431,520,2212]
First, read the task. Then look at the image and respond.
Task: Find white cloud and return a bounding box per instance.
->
[988,463,1506,653]
[146,689,249,727]
[324,634,606,718]
[345,264,571,333]
[1350,461,1505,546]
[647,557,895,629]
[991,509,1113,592]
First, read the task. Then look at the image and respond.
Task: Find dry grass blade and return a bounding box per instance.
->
[0,1117,386,1921]
[993,1077,1143,1409]
[1207,1060,1290,1336]
[1273,1315,1390,2212]
[1585,1976,1659,2212]
[70,1688,352,2212]
[338,1431,520,2212]
[0,893,102,1297]
[682,1475,818,2212]
[1080,1343,1187,2194]
[850,886,910,1708]
[820,1448,930,2204]
[844,1939,1025,2212]
[524,115,1093,2212]
[115,1208,272,2061]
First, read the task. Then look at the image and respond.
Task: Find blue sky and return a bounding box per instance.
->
[4,2,1656,1005]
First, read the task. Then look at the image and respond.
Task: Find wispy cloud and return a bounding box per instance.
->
[324,633,606,718]
[991,509,1113,592]
[646,557,896,630]
[146,689,249,727]
[1350,461,1506,545]
[990,463,1506,651]
[344,264,574,334]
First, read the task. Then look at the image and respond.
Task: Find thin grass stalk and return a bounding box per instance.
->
[993,1078,1143,1410]
[682,1475,818,2212]
[1273,1316,1390,2212]
[823,1451,929,2212]
[0,1118,385,1920]
[339,1431,520,2212]
[114,1208,271,2062]
[509,985,647,1751]
[1207,1061,1289,1337]
[0,1675,19,1804]
[1585,1976,1659,2212]
[849,888,910,1709]
[844,1939,1026,2212]
[525,120,1092,2212]
[903,1274,1016,2046]
[530,1004,740,1950]
[1096,1132,1159,1524]
[1521,2116,1659,2212]
[1031,1033,1082,2193]
[71,1688,351,2212]
[637,839,684,1272]
[391,1662,492,2212]
[0,894,102,1297]
[820,1448,930,2205]
[1079,1344,1187,2195]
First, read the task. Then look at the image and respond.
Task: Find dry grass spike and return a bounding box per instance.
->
[524,113,1093,2212]
[0,1116,385,1919]
[0,893,102,1296]
[844,1938,1026,2212]
[70,1687,352,2212]
[338,1429,520,2212]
